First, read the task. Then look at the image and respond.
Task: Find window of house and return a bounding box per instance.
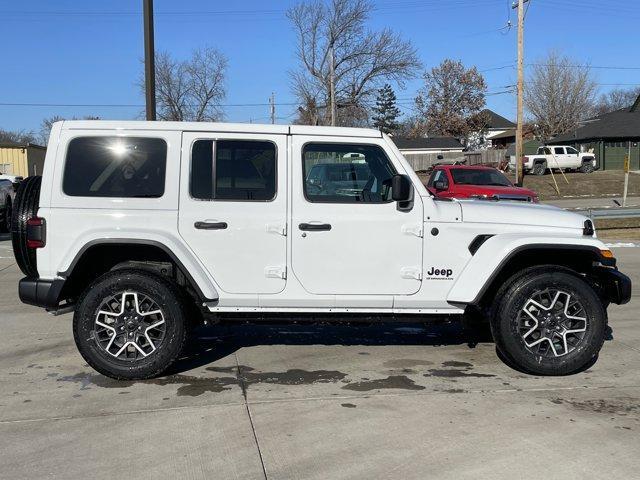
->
[63,136,167,198]
[302,143,396,203]
[191,140,276,201]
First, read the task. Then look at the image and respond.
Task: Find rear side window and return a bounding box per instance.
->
[63,137,167,198]
[191,140,276,201]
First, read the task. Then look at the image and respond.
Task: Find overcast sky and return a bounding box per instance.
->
[1,0,638,135]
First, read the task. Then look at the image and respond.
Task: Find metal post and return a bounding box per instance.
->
[623,141,630,207]
[143,0,156,121]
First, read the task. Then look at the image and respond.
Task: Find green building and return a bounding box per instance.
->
[548,96,640,170]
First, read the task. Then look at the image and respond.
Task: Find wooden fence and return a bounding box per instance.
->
[402,149,509,172]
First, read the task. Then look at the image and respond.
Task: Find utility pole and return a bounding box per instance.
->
[143,0,156,120]
[269,93,276,124]
[513,0,527,186]
[329,44,337,126]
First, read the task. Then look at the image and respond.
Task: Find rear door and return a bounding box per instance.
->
[178,132,287,294]
[290,136,424,296]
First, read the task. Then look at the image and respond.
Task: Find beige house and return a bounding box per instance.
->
[0,142,46,177]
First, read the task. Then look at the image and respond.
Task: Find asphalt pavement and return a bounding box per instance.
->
[1,233,639,479]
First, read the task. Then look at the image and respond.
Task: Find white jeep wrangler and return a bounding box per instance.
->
[13,121,631,380]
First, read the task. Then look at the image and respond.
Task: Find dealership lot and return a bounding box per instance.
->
[1,233,638,479]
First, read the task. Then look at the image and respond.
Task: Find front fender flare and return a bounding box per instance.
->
[446,234,609,305]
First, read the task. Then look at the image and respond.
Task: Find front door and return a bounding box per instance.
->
[179,132,287,294]
[290,137,424,296]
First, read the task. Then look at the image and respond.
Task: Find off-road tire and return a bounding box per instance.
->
[11,176,41,277]
[73,269,189,380]
[532,161,547,176]
[491,266,606,376]
[0,197,10,233]
[579,160,595,174]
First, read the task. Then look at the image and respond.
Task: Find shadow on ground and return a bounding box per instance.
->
[169,319,491,375]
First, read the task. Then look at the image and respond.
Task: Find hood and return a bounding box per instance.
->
[459,199,588,230]
[452,184,537,197]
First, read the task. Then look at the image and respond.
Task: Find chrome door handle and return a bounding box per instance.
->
[194,221,228,230]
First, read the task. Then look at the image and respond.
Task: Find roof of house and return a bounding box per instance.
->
[487,129,516,140]
[392,136,464,150]
[482,109,516,129]
[0,141,46,149]
[549,104,640,143]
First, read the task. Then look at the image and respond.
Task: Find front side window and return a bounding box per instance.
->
[451,168,512,187]
[566,147,578,154]
[302,143,395,203]
[63,137,167,197]
[191,140,276,201]
[428,169,448,189]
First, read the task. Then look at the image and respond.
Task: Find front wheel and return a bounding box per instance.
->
[73,269,189,380]
[491,267,606,376]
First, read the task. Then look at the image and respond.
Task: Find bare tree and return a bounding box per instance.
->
[142,47,228,122]
[0,129,38,144]
[287,0,421,127]
[524,51,597,140]
[39,115,100,145]
[594,86,640,116]
[414,59,488,147]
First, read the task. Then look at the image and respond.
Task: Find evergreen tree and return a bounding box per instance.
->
[372,84,401,134]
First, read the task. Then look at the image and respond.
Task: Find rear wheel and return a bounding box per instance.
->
[580,161,595,174]
[532,161,547,176]
[73,269,189,380]
[11,176,42,277]
[491,266,606,376]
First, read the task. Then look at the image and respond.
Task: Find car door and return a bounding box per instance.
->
[290,136,424,296]
[178,132,287,294]
[552,147,567,168]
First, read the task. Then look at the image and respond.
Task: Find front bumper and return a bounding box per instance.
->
[19,277,65,309]
[592,267,632,305]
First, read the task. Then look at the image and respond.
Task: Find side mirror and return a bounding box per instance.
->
[434,180,447,191]
[392,174,413,202]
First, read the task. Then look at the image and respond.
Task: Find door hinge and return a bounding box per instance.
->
[266,223,287,236]
[265,266,287,279]
[400,267,423,281]
[401,224,423,238]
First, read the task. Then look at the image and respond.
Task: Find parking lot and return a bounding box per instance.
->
[1,233,639,479]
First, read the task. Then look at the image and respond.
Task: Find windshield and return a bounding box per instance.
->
[450,168,512,187]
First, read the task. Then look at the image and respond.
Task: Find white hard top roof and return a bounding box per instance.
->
[60,120,382,139]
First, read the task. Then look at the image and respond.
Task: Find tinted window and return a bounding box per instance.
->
[63,137,167,198]
[428,169,448,188]
[566,147,578,154]
[191,140,276,201]
[450,168,512,186]
[303,143,395,203]
[554,147,565,155]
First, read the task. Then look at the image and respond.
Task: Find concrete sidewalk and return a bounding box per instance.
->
[1,237,639,479]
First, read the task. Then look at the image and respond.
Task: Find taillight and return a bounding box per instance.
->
[523,156,530,164]
[26,217,46,249]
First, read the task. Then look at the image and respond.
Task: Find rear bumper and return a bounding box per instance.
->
[18,277,65,309]
[592,267,632,305]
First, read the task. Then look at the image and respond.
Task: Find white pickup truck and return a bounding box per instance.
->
[11,121,630,380]
[511,146,597,176]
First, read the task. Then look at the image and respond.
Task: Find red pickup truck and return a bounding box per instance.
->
[426,164,539,203]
